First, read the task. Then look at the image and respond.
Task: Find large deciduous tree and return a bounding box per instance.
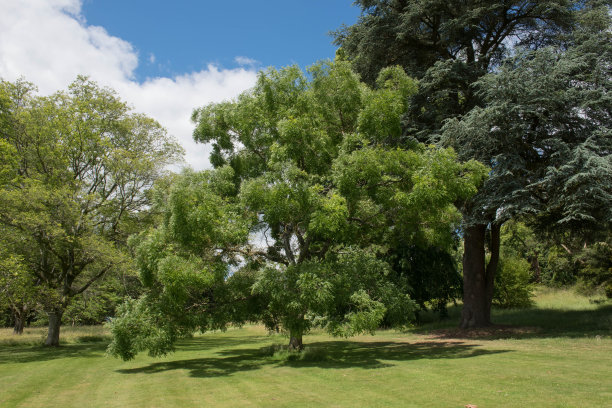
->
[0,77,183,345]
[335,0,610,327]
[108,61,486,359]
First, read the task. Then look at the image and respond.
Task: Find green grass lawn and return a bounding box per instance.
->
[1,288,611,408]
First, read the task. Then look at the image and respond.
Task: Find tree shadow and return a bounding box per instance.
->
[496,304,612,338]
[117,339,509,378]
[0,333,271,366]
[116,349,267,378]
[415,304,612,340]
[174,335,273,351]
[0,342,107,364]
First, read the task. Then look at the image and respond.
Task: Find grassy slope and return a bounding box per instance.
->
[1,288,611,408]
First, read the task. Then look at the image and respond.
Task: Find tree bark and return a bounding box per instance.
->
[460,224,490,329]
[13,305,28,335]
[13,315,25,335]
[530,252,541,283]
[484,222,501,324]
[288,330,303,351]
[460,223,502,328]
[45,309,63,346]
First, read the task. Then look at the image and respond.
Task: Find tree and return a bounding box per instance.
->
[335,0,609,327]
[334,1,574,115]
[108,61,486,359]
[440,3,611,326]
[0,77,183,345]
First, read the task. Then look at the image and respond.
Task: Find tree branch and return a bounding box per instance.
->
[71,263,114,296]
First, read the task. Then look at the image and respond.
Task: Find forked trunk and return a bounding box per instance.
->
[460,224,490,329]
[45,309,63,346]
[460,223,501,328]
[13,305,28,335]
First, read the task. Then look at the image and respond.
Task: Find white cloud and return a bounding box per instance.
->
[0,0,258,170]
[235,56,259,67]
[118,67,256,170]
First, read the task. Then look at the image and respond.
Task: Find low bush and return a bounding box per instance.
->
[493,255,534,309]
[576,242,612,298]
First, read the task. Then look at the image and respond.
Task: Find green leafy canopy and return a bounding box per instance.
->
[108,61,487,359]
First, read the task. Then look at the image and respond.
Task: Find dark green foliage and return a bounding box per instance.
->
[576,242,612,297]
[445,5,610,325]
[335,1,575,85]
[533,240,612,296]
[389,243,461,316]
[442,28,611,227]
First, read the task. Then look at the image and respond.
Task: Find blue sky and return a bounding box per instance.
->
[0,0,361,169]
[82,0,360,81]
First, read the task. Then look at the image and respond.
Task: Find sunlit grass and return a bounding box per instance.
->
[0,325,110,347]
[0,288,611,407]
[533,285,608,310]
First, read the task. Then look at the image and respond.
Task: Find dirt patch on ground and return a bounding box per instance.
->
[426,325,541,340]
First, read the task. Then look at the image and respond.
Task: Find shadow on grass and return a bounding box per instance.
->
[414,303,612,340]
[117,339,508,378]
[0,334,269,366]
[0,342,108,364]
[174,335,274,351]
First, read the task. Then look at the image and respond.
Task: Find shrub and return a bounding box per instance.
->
[493,255,534,308]
[576,242,612,298]
[605,282,612,299]
[541,247,578,286]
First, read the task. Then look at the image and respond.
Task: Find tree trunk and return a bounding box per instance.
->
[45,309,63,346]
[288,330,303,351]
[530,252,541,283]
[13,315,25,335]
[460,224,490,329]
[13,305,28,335]
[460,223,502,328]
[484,223,501,324]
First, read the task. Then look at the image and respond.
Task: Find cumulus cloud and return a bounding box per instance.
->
[0,0,258,170]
